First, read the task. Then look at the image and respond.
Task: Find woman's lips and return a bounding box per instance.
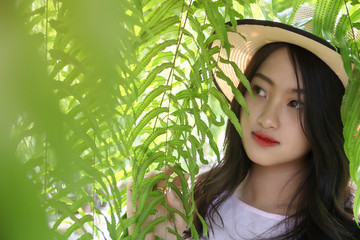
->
[252,131,280,147]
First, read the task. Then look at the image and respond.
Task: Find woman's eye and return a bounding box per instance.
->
[253,86,266,97]
[288,100,304,109]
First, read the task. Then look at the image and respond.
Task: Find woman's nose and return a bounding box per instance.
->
[257,101,280,129]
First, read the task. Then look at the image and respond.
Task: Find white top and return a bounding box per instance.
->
[199,194,290,240]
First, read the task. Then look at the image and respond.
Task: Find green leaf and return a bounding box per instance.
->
[140,16,180,45]
[215,66,249,115]
[287,0,305,24]
[51,196,93,230]
[202,103,225,127]
[335,15,353,78]
[138,216,168,239]
[313,0,344,39]
[132,172,167,213]
[63,215,93,238]
[138,62,174,99]
[49,49,86,73]
[134,40,177,76]
[135,128,168,162]
[341,69,360,182]
[145,0,182,28]
[135,152,166,183]
[341,67,360,224]
[136,194,165,230]
[204,0,231,57]
[127,107,168,146]
[219,56,252,97]
[134,85,171,119]
[353,189,360,226]
[77,233,93,240]
[210,87,242,138]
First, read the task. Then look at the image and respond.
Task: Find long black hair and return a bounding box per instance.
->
[186,42,359,239]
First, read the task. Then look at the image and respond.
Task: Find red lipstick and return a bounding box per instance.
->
[252,131,279,147]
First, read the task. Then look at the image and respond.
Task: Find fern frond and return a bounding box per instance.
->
[127,108,168,146]
[287,0,305,24]
[341,68,360,224]
[210,87,242,137]
[204,0,231,57]
[215,66,249,114]
[313,0,344,40]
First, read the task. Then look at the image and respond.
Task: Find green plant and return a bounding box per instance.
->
[1,0,359,239]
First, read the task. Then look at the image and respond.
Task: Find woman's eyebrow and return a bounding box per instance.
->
[291,88,304,94]
[254,72,304,94]
[254,72,274,86]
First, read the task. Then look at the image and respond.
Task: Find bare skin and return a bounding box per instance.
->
[236,162,306,216]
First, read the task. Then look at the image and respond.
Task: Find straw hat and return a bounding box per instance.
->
[211,6,350,102]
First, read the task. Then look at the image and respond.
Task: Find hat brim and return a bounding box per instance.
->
[211,19,347,103]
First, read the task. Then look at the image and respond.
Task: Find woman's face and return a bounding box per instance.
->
[240,47,311,169]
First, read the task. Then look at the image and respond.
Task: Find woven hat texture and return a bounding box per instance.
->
[211,6,351,102]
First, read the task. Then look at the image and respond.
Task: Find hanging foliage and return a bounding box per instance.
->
[1,0,359,239]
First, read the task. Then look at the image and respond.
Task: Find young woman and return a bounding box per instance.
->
[127,13,360,240]
[186,42,359,239]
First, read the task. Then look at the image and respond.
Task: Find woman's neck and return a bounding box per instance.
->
[236,162,306,216]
